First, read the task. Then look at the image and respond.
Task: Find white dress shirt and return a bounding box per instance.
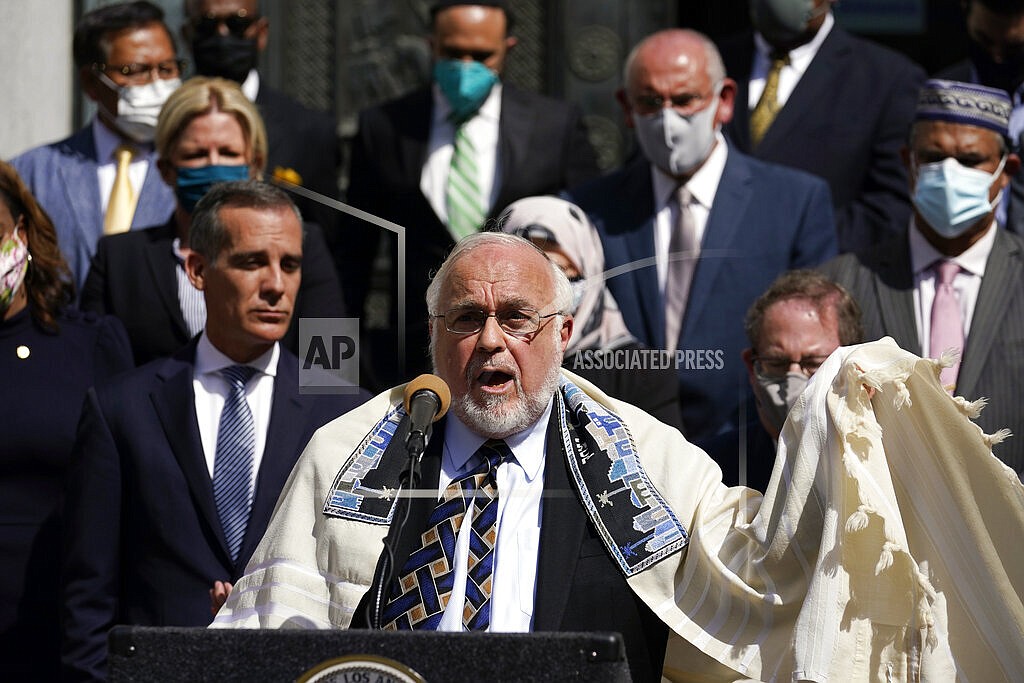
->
[93,118,152,214]
[908,220,995,353]
[421,82,503,228]
[435,399,550,632]
[240,68,260,102]
[748,12,835,110]
[193,333,279,483]
[650,132,729,295]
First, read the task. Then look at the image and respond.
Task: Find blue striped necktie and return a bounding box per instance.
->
[381,439,512,631]
[213,364,260,562]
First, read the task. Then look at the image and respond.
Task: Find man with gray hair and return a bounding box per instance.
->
[215,230,1024,681]
[567,28,837,464]
[62,180,369,681]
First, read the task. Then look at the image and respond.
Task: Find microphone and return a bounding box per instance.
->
[403,374,451,461]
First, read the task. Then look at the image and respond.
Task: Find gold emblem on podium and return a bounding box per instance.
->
[297,655,424,683]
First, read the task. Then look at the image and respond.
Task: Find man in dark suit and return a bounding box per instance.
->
[11,1,180,290]
[936,0,1024,233]
[182,0,341,253]
[718,0,926,253]
[824,79,1024,476]
[343,0,600,387]
[567,29,837,448]
[61,181,370,682]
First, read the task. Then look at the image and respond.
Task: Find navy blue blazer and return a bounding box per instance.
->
[10,124,176,292]
[61,342,371,682]
[567,147,837,443]
[720,25,926,253]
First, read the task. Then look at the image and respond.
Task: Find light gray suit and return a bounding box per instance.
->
[822,228,1024,476]
[10,124,176,292]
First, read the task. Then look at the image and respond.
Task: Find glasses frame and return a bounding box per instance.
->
[752,354,831,379]
[431,307,562,338]
[93,59,186,85]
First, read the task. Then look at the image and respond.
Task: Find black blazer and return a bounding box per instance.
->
[256,85,342,248]
[342,84,601,386]
[720,25,926,253]
[821,228,1024,475]
[80,218,346,366]
[353,415,668,682]
[61,343,370,682]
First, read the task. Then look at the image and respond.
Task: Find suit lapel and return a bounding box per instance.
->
[958,230,1023,397]
[492,86,535,215]
[873,238,920,353]
[240,353,306,562]
[58,131,103,249]
[758,28,850,154]
[150,345,231,560]
[532,412,588,631]
[680,146,751,340]
[616,159,665,347]
[143,221,190,340]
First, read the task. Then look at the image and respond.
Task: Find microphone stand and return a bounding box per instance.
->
[366,421,432,629]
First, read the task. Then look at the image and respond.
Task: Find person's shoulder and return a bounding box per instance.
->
[933,59,972,82]
[732,147,829,192]
[259,85,333,123]
[98,222,174,251]
[828,25,926,78]
[566,153,643,207]
[11,127,93,170]
[502,83,576,110]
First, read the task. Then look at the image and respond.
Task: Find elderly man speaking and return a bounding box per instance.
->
[214,232,1024,681]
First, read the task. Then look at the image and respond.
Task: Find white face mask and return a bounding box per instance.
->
[632,85,722,177]
[912,155,1006,239]
[98,72,181,143]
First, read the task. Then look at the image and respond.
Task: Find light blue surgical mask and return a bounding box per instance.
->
[175,164,251,213]
[433,59,498,123]
[912,155,1006,239]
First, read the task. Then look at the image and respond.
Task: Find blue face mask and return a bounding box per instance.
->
[433,59,498,123]
[912,155,1006,239]
[175,164,250,213]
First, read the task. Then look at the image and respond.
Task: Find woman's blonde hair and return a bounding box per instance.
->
[156,76,268,172]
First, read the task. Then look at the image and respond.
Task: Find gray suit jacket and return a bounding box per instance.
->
[822,229,1024,475]
[10,124,176,292]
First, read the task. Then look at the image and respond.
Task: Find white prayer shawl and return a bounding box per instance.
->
[213,339,1024,682]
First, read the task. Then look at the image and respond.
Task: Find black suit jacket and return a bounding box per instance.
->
[821,228,1024,475]
[80,218,346,366]
[343,84,601,386]
[256,85,342,246]
[61,343,371,682]
[352,415,667,682]
[720,25,926,253]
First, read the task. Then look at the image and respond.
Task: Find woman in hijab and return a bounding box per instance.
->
[498,195,683,429]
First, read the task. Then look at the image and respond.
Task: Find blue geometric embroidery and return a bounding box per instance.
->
[560,379,688,577]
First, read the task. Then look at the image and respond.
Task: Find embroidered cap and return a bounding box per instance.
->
[915,79,1011,137]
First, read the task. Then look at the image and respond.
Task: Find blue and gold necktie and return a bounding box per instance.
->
[381,439,512,631]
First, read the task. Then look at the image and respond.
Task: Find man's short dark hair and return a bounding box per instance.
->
[429,0,514,32]
[73,1,173,68]
[745,270,863,350]
[190,180,303,261]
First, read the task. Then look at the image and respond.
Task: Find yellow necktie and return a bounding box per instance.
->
[749,53,790,147]
[104,144,138,235]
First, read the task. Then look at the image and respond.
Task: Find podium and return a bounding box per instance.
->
[107,626,631,682]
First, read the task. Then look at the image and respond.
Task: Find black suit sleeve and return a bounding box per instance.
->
[61,389,123,683]
[80,237,112,314]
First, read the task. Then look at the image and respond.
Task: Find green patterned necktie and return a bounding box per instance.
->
[446,124,486,241]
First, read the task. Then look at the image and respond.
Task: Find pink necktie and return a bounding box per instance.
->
[929,260,963,390]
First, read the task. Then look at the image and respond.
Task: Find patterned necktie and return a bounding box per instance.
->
[446,123,486,241]
[104,144,138,235]
[929,260,964,390]
[664,187,697,353]
[749,52,790,147]
[213,365,260,562]
[381,439,512,631]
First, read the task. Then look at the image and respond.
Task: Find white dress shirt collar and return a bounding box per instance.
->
[908,219,996,278]
[442,396,550,483]
[241,69,260,102]
[194,331,279,379]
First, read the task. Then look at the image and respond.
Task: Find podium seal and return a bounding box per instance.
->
[297,655,424,683]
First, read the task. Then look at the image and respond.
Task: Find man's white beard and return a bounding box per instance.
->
[434,337,564,439]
